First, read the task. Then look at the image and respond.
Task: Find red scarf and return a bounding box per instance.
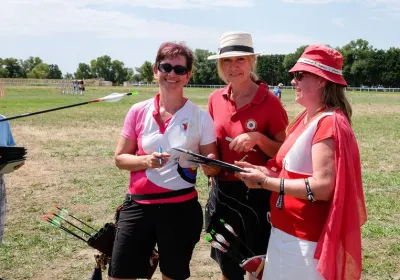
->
[314,110,367,280]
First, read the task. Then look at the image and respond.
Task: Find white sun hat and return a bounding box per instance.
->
[207,31,263,60]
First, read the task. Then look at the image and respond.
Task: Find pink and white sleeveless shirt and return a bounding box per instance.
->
[121,94,216,204]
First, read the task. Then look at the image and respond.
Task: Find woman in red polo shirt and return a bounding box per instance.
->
[236,45,367,280]
[204,31,288,280]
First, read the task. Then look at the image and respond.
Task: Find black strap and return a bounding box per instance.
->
[219,45,254,55]
[276,178,285,210]
[304,178,316,202]
[125,187,195,201]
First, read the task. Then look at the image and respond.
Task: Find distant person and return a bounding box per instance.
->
[78,80,85,95]
[235,45,367,280]
[273,83,283,100]
[108,41,219,280]
[73,81,78,93]
[0,110,24,244]
[205,31,288,280]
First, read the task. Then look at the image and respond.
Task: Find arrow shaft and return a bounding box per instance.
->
[45,218,88,242]
[53,213,92,236]
[0,92,134,122]
[55,206,98,232]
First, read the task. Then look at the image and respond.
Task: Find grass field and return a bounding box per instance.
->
[0,86,399,280]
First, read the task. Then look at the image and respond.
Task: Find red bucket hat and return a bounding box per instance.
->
[289,45,348,86]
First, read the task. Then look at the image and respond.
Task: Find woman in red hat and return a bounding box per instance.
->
[235,45,367,280]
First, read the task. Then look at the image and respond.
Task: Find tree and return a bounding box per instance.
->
[26,63,50,79]
[190,49,221,85]
[338,39,374,86]
[3,58,24,78]
[64,72,74,79]
[0,59,9,78]
[74,63,93,79]
[47,64,63,79]
[135,61,154,83]
[255,54,287,86]
[21,56,43,75]
[91,55,113,81]
[382,47,400,87]
[111,60,128,85]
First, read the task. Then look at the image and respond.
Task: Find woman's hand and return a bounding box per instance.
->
[146,152,170,169]
[229,132,259,153]
[235,166,267,189]
[200,153,221,177]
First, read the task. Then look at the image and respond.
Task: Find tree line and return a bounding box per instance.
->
[1,39,399,87]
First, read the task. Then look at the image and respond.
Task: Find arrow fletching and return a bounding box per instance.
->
[99,91,138,103]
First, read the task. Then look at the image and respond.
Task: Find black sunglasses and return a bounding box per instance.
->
[293,71,308,81]
[157,63,188,76]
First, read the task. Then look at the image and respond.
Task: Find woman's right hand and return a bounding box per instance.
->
[146,152,170,168]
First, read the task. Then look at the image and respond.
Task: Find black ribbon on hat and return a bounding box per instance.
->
[219,45,254,55]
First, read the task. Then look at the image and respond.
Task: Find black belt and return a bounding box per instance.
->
[125,187,195,201]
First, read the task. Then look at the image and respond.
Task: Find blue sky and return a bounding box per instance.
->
[1,0,399,75]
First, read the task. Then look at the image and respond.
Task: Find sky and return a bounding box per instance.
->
[1,0,399,75]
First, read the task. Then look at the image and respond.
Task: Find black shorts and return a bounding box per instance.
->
[205,180,271,280]
[108,197,203,279]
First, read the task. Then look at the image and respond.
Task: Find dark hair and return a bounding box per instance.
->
[155,42,194,71]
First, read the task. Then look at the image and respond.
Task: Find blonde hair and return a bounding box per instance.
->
[217,55,259,84]
[286,81,352,133]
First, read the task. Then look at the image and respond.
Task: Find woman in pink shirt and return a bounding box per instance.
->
[108,42,219,280]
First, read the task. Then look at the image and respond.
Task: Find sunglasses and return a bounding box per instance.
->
[157,63,188,76]
[293,71,308,81]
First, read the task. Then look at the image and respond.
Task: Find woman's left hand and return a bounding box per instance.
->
[235,167,266,189]
[200,153,221,176]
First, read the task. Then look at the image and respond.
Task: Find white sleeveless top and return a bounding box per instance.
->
[283,112,333,176]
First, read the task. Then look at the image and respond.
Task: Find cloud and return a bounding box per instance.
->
[41,0,255,9]
[258,34,318,45]
[280,0,400,18]
[281,0,350,4]
[0,0,228,39]
[332,18,346,28]
[362,0,400,18]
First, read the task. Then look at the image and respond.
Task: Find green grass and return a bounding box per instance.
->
[0,86,399,279]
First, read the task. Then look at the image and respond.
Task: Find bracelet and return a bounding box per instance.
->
[304,178,316,202]
[257,177,268,189]
[276,178,285,210]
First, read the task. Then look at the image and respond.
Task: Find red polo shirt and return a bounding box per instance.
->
[208,83,288,181]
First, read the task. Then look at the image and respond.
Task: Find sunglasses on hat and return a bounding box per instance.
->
[157,63,188,76]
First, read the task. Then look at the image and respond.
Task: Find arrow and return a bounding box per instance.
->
[49,211,92,237]
[220,219,255,256]
[54,205,98,232]
[0,91,138,122]
[43,216,88,242]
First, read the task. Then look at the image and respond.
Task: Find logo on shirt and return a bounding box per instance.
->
[180,118,189,132]
[245,119,257,131]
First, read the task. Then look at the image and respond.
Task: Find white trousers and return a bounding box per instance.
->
[262,227,325,280]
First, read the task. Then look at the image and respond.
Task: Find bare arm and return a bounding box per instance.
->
[199,142,221,177]
[114,136,170,172]
[236,138,335,201]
